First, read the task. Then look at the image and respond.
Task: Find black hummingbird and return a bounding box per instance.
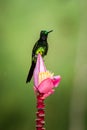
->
[26,30,53,83]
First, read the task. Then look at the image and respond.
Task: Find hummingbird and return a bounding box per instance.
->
[26,30,53,83]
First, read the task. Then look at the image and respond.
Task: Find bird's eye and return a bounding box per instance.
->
[45,31,47,35]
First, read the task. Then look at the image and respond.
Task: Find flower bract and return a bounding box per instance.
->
[33,54,61,99]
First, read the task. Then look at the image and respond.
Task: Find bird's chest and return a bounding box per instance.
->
[36,46,46,56]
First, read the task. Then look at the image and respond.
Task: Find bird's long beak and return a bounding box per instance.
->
[48,30,53,33]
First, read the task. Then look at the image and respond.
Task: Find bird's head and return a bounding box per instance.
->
[40,30,53,40]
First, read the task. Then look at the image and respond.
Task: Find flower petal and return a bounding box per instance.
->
[38,78,54,94]
[42,89,55,99]
[52,75,61,87]
[33,54,46,87]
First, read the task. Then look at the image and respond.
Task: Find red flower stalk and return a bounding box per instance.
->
[33,54,61,130]
[36,93,45,130]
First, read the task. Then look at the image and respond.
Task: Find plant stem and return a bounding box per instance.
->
[36,93,45,130]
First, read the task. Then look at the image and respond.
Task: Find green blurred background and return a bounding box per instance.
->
[0,0,87,130]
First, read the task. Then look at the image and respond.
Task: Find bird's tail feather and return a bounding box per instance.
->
[26,61,36,83]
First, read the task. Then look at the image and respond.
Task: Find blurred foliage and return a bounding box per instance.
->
[0,0,87,130]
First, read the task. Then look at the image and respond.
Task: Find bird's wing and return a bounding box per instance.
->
[32,41,39,57]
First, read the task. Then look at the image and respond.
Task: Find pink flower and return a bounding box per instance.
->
[33,54,61,99]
